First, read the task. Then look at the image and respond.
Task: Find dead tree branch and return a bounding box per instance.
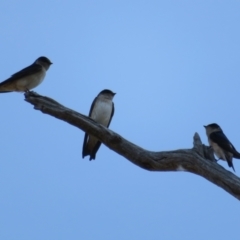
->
[24,91,240,200]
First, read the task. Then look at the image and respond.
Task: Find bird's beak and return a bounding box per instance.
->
[203,125,206,128]
[113,92,116,95]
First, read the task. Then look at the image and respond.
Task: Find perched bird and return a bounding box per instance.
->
[82,89,116,160]
[0,56,52,93]
[204,123,240,171]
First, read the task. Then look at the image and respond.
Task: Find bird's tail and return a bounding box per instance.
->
[82,148,91,159]
[82,144,96,160]
[89,153,96,161]
[227,160,235,172]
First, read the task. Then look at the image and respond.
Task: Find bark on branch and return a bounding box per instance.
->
[24,91,240,200]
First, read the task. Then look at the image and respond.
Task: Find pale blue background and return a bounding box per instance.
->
[0,1,240,239]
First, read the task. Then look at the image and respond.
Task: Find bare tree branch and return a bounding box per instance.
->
[24,91,240,200]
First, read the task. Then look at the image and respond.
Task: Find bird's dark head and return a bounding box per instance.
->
[204,123,222,135]
[35,56,52,70]
[100,89,116,95]
[204,123,220,129]
[99,89,116,99]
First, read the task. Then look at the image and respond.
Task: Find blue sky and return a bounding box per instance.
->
[0,1,240,239]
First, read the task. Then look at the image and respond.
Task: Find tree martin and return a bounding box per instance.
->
[204,123,240,171]
[82,89,116,160]
[0,56,52,93]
